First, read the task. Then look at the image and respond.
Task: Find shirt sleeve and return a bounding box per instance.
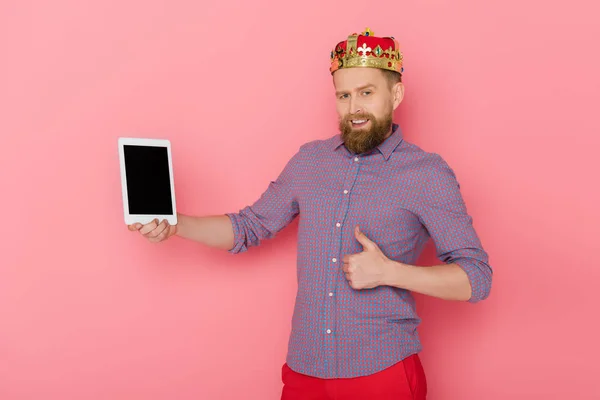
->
[416,154,493,303]
[225,146,303,254]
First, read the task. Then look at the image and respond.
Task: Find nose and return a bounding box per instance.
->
[349,96,361,115]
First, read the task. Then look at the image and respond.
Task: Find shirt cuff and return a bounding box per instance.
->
[225,213,246,254]
[453,258,493,303]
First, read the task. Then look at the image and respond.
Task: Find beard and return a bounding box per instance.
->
[339,111,393,154]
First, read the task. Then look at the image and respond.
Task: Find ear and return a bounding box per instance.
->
[392,82,404,111]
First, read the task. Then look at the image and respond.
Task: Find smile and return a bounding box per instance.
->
[351,119,369,127]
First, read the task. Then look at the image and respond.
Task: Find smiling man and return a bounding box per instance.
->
[129,28,493,400]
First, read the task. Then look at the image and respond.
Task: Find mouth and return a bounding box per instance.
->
[350,119,369,128]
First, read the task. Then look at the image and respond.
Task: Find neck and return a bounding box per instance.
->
[384,124,394,139]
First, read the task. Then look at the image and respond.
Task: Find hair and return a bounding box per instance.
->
[331,68,402,90]
[381,69,402,89]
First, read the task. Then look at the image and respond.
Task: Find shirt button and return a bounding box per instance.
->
[343,189,349,194]
[332,258,337,263]
[328,292,334,297]
[336,222,341,227]
[354,157,359,162]
[326,329,332,334]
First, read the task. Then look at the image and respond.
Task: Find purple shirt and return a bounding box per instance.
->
[226,124,492,379]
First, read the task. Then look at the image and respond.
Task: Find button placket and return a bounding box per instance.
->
[322,155,362,377]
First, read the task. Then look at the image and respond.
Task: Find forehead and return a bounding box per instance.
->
[333,67,385,90]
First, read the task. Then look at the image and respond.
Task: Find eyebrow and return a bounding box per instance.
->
[336,84,375,96]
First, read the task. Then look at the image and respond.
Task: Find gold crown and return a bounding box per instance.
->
[330,28,404,74]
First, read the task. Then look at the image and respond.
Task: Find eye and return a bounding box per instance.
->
[339,94,349,99]
[362,91,372,96]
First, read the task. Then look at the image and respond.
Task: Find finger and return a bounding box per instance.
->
[354,225,377,251]
[343,261,356,273]
[157,225,173,241]
[148,222,168,242]
[140,219,160,235]
[149,229,168,243]
[343,254,352,264]
[128,223,142,231]
[147,220,169,239]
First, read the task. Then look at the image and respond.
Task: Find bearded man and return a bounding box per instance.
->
[129,28,493,400]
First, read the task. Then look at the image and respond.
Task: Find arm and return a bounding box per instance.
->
[174,214,235,251]
[225,146,302,254]
[406,155,493,302]
[342,156,493,302]
[128,213,235,249]
[133,146,303,251]
[343,226,485,302]
[381,260,474,301]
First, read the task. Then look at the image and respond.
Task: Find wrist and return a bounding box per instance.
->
[381,259,408,288]
[173,213,185,237]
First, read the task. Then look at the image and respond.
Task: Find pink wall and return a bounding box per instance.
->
[1,0,599,399]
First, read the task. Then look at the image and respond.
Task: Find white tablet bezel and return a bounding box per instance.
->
[118,137,178,226]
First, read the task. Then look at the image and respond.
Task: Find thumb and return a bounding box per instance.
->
[354,226,377,251]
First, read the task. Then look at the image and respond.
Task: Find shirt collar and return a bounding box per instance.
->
[332,123,404,161]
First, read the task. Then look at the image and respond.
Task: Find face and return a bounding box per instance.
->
[333,67,404,154]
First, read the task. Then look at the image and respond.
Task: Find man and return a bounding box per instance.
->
[129,28,493,400]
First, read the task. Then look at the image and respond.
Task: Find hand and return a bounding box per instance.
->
[128,219,177,243]
[342,226,392,290]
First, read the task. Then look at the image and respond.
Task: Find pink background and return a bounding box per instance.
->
[1,0,599,399]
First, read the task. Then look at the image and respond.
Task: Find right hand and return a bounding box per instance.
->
[128,219,177,243]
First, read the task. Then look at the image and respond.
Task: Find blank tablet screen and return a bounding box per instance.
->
[123,145,173,215]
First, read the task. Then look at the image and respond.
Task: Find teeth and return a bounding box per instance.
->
[352,120,367,124]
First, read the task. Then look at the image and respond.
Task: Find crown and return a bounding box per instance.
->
[330,28,404,75]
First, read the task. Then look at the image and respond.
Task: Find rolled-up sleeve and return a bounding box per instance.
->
[416,154,493,303]
[225,145,304,254]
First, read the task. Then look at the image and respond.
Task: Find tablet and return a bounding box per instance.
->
[118,137,178,225]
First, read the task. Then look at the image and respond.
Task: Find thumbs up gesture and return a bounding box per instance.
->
[342,226,393,290]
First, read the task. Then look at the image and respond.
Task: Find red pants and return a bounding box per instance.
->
[280,353,427,400]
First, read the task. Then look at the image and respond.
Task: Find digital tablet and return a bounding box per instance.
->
[118,137,178,225]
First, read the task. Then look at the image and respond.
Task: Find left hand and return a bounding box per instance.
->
[342,226,392,290]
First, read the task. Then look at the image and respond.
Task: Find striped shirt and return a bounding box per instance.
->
[226,123,493,379]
